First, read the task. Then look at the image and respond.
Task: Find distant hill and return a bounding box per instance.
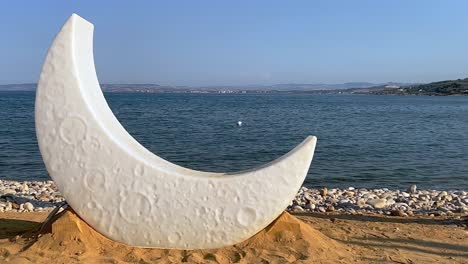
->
[357,78,468,96]
[404,78,468,95]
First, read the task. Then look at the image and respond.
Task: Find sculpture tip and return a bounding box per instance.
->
[68,13,94,28]
[306,135,317,143]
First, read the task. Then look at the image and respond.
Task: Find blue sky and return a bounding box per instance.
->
[1,0,468,86]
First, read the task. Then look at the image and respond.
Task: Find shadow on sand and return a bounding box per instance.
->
[294,211,468,226]
[339,236,468,259]
[294,212,468,260]
[0,218,40,239]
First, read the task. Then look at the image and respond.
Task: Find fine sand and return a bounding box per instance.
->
[0,210,466,263]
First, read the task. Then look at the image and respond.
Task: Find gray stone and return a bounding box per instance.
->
[5,202,12,211]
[357,199,366,207]
[320,188,328,196]
[390,210,406,217]
[292,205,304,212]
[443,195,453,202]
[367,198,387,209]
[408,185,417,194]
[24,202,34,211]
[459,207,467,214]
[339,199,350,204]
[1,189,16,195]
[386,199,395,206]
[304,193,314,201]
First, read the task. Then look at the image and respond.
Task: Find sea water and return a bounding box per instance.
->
[0,91,467,190]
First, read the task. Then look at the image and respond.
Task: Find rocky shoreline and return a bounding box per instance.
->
[291,186,468,218]
[0,180,467,219]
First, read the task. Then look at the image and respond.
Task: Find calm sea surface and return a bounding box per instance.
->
[0,91,467,190]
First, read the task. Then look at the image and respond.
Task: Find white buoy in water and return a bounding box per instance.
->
[237,121,243,127]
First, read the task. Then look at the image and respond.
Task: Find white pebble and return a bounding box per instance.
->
[24,202,34,212]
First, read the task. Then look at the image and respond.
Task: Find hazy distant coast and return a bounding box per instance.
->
[0,82,406,94]
[2,78,468,95]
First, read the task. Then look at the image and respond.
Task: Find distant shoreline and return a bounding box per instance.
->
[1,90,467,96]
[2,78,468,95]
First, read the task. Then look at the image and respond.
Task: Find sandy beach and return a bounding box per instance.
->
[0,208,465,263]
[0,181,466,262]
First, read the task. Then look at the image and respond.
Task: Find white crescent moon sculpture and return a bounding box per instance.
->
[35,14,317,249]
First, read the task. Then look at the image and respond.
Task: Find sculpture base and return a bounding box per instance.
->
[8,209,348,263]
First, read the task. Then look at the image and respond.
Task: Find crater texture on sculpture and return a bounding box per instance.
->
[35,14,317,249]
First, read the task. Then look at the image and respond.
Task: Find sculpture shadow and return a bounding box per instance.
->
[0,218,40,239]
[336,237,468,258]
[294,211,467,226]
[294,212,468,260]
